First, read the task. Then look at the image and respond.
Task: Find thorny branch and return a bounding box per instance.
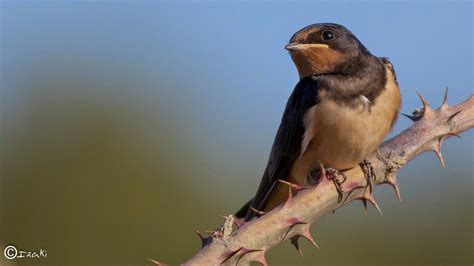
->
[154,90,474,266]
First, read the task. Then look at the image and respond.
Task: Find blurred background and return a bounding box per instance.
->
[0,1,472,265]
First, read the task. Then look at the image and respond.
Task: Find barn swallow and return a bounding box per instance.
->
[236,23,401,220]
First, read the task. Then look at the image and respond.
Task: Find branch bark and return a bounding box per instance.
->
[168,91,473,266]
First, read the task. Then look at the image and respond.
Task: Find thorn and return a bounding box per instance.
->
[361,199,368,215]
[194,229,205,240]
[221,247,243,264]
[299,225,320,249]
[445,132,462,139]
[446,110,462,122]
[194,230,212,247]
[377,150,401,202]
[393,185,402,202]
[250,207,265,216]
[241,248,262,254]
[416,91,430,109]
[341,184,365,205]
[416,91,435,118]
[440,87,449,110]
[345,183,385,214]
[282,219,307,240]
[289,229,319,257]
[385,175,402,202]
[278,179,307,192]
[432,146,445,168]
[236,248,263,265]
[253,251,268,266]
[283,182,293,208]
[147,258,165,266]
[361,190,382,215]
[439,132,462,150]
[433,132,462,168]
[290,236,304,256]
[319,162,327,179]
[402,113,416,121]
[366,196,383,215]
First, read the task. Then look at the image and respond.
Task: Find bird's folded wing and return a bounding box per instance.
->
[246,76,320,219]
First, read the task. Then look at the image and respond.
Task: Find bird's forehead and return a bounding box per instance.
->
[290,23,347,41]
[291,25,321,41]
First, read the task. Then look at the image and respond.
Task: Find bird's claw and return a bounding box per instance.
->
[325,168,347,203]
[308,166,347,203]
[359,159,375,193]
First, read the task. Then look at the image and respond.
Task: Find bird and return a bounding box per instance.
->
[235,23,401,221]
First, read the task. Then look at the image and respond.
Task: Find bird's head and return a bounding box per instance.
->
[286,23,371,79]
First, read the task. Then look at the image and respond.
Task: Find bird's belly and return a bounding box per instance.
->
[307,107,384,169]
[290,91,398,186]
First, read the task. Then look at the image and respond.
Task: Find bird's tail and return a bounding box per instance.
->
[234,198,253,219]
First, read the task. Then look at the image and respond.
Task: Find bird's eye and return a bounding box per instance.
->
[321,30,335,41]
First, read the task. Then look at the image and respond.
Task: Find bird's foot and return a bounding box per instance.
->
[359,159,375,193]
[325,168,347,203]
[308,166,347,203]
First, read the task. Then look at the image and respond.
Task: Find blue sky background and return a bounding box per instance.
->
[1,1,472,265]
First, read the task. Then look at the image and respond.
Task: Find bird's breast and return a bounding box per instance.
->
[291,65,400,185]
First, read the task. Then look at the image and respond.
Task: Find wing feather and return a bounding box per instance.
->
[245,76,320,219]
